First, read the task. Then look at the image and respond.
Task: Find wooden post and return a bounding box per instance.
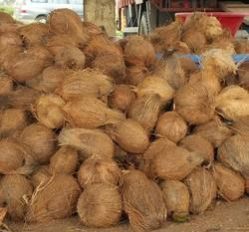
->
[84,0,116,36]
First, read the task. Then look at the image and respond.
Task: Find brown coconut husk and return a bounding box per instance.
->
[150,145,203,181]
[0,75,13,95]
[215,85,249,121]
[27,174,80,223]
[173,41,191,54]
[81,21,104,38]
[0,139,36,175]
[124,35,156,68]
[125,65,150,86]
[105,119,149,154]
[136,75,175,104]
[33,94,65,129]
[218,134,249,179]
[77,183,122,228]
[48,9,88,47]
[155,112,188,143]
[0,108,28,138]
[230,115,249,136]
[54,46,86,70]
[3,46,53,82]
[174,81,215,125]
[234,38,249,54]
[238,62,249,90]
[18,23,49,47]
[26,66,68,93]
[0,12,15,24]
[0,174,33,221]
[58,128,115,159]
[63,97,125,129]
[0,23,22,34]
[194,116,232,147]
[184,167,217,214]
[49,147,78,175]
[0,32,23,52]
[128,94,163,134]
[108,84,136,113]
[212,163,245,201]
[121,170,167,232]
[178,57,198,79]
[180,135,214,166]
[161,180,190,222]
[56,69,113,101]
[31,165,51,188]
[77,155,121,188]
[20,123,56,164]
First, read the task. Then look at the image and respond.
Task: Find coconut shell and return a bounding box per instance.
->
[0,139,35,175]
[238,62,249,90]
[20,123,56,164]
[57,69,113,101]
[63,97,125,129]
[0,12,15,24]
[58,128,115,159]
[125,65,149,86]
[121,170,167,232]
[77,155,121,188]
[180,135,214,165]
[0,75,13,95]
[150,145,203,181]
[33,94,65,129]
[212,163,245,201]
[182,30,206,53]
[218,134,249,179]
[0,32,23,51]
[0,23,21,34]
[27,174,80,222]
[128,94,162,134]
[77,183,122,228]
[184,168,217,214]
[108,84,136,113]
[161,180,190,221]
[49,147,78,175]
[174,81,215,125]
[155,112,188,143]
[0,108,28,138]
[124,35,156,68]
[106,119,149,154]
[31,165,51,188]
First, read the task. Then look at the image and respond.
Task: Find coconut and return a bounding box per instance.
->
[182,30,206,53]
[0,32,23,51]
[155,112,188,143]
[238,62,249,90]
[234,39,249,54]
[20,123,56,164]
[230,115,249,135]
[179,57,198,78]
[33,94,65,129]
[218,134,249,179]
[125,65,149,86]
[136,75,175,104]
[121,170,167,232]
[0,139,35,175]
[63,97,125,129]
[26,66,68,93]
[150,145,203,181]
[0,12,15,24]
[212,163,245,201]
[27,174,80,222]
[56,69,113,101]
[174,81,215,125]
[77,183,122,228]
[54,46,86,70]
[77,155,121,188]
[173,41,191,54]
[49,147,78,175]
[184,168,217,214]
[48,8,88,47]
[0,174,33,221]
[161,180,190,222]
[108,84,136,113]
[0,23,21,34]
[106,119,149,154]
[194,117,232,147]
[215,85,249,121]
[180,135,214,165]
[128,94,162,134]
[124,35,156,68]
[58,128,115,159]
[0,75,13,95]
[4,46,53,82]
[31,165,51,188]
[0,108,28,138]
[18,23,49,47]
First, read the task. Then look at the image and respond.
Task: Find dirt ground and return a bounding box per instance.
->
[9,198,249,232]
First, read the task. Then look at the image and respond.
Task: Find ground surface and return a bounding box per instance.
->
[8,198,249,232]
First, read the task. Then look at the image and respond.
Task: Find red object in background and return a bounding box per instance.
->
[183,0,190,8]
[176,12,249,36]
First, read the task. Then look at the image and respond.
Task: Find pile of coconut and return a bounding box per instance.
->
[0,9,249,232]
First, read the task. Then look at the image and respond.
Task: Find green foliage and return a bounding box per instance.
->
[0,5,14,16]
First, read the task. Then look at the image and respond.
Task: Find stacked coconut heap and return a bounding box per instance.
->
[1,9,249,232]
